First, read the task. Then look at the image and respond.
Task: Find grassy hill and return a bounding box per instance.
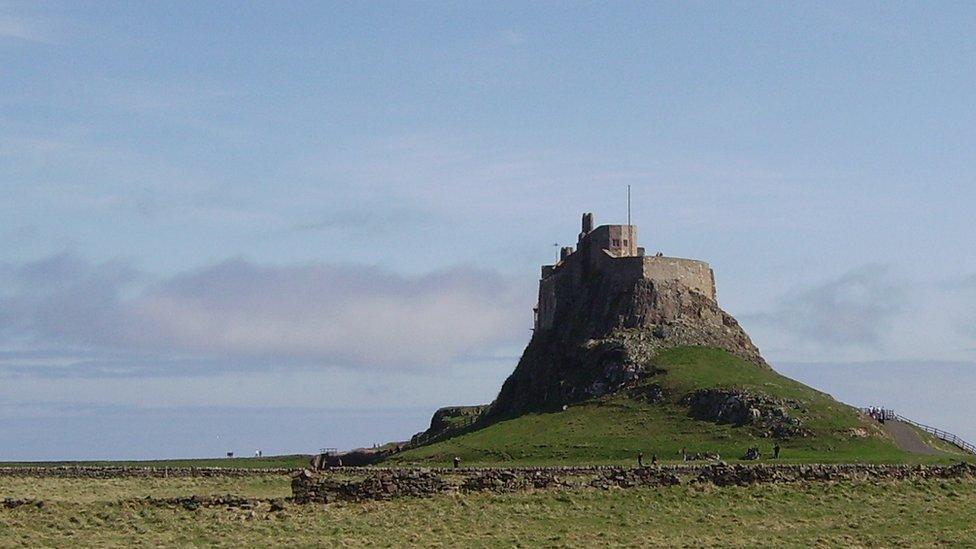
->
[391,347,948,466]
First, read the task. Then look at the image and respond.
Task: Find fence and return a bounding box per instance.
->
[894,414,976,455]
[862,407,976,456]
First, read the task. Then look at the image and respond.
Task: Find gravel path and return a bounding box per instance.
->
[883,420,945,456]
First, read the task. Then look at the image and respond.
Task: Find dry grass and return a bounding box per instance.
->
[2,475,975,546]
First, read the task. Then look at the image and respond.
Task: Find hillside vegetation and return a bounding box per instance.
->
[392,347,935,466]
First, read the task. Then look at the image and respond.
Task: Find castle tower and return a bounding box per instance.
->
[536,213,717,331]
[582,212,594,233]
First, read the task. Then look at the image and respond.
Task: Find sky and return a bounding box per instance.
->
[1,2,975,460]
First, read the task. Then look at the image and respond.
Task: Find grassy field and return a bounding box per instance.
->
[2,474,975,546]
[391,347,962,467]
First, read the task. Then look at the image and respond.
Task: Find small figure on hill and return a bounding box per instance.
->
[453,456,461,469]
[680,448,687,461]
[637,451,644,467]
[651,454,658,466]
[742,446,761,460]
[773,444,781,459]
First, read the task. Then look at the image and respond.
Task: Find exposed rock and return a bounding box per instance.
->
[628,382,667,404]
[487,278,767,420]
[2,498,44,509]
[427,406,488,433]
[409,405,490,446]
[681,388,810,439]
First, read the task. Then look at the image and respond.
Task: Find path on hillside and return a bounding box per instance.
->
[883,420,945,456]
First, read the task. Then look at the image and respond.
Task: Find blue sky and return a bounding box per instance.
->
[2,2,975,460]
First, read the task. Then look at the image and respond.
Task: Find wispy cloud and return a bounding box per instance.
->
[291,208,431,236]
[0,253,529,377]
[0,15,56,44]
[746,264,905,348]
[744,265,976,364]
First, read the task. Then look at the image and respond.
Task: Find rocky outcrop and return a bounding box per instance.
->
[2,498,44,509]
[427,406,488,433]
[141,495,286,512]
[409,405,489,446]
[681,388,810,439]
[487,277,767,420]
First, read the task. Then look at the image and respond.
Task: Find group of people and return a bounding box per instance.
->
[868,407,889,424]
[637,444,782,465]
[636,452,658,467]
[742,444,781,460]
[680,448,721,462]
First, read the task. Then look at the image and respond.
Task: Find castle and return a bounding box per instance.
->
[534,213,717,331]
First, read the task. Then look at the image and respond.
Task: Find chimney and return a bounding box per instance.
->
[581,212,594,234]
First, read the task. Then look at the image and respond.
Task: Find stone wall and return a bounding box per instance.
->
[292,463,976,503]
[642,255,716,300]
[583,225,639,260]
[0,466,298,478]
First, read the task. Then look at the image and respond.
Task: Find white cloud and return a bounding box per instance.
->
[0,253,530,375]
[0,16,55,44]
[750,264,904,347]
[744,265,976,364]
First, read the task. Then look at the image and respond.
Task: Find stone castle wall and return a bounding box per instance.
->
[642,256,716,300]
[534,215,716,331]
[535,251,714,331]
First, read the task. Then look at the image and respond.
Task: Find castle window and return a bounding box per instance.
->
[623,239,628,247]
[612,239,620,247]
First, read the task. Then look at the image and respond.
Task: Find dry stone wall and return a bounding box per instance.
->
[292,463,976,503]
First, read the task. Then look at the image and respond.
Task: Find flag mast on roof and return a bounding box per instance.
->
[627,184,631,226]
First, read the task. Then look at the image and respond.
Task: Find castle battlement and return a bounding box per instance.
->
[535,212,717,331]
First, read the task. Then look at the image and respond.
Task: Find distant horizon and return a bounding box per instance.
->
[3,2,975,460]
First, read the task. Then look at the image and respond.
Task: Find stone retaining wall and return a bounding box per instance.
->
[292,463,976,503]
[0,466,298,478]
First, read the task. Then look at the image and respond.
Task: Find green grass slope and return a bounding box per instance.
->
[391,347,950,466]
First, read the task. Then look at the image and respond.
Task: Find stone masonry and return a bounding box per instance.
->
[292,463,976,504]
[485,212,767,420]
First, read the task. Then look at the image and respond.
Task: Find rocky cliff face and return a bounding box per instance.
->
[485,275,767,420]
